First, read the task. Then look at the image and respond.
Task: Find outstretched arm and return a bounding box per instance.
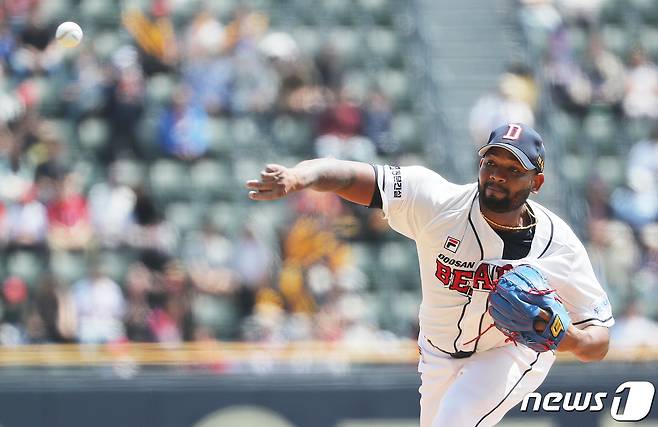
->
[246,158,377,206]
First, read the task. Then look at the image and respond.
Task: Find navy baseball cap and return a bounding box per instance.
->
[477,123,545,172]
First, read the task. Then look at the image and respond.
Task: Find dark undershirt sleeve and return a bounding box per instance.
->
[368,164,383,209]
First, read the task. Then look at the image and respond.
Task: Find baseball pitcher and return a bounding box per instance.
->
[246,123,613,426]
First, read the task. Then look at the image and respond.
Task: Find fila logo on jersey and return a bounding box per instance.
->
[444,237,460,253]
[391,166,402,198]
[502,124,523,140]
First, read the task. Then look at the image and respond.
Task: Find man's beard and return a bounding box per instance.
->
[478,180,531,213]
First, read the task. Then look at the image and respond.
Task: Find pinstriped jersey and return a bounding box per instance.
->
[374,164,614,354]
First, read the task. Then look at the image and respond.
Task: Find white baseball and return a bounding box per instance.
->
[56,22,83,48]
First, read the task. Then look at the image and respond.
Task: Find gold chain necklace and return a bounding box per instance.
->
[482,205,537,231]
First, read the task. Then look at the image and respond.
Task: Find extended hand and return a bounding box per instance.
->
[246,164,300,201]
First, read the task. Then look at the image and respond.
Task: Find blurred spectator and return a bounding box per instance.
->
[364,89,395,154]
[104,46,146,160]
[31,120,68,182]
[469,71,536,145]
[557,0,605,26]
[611,126,658,230]
[88,162,137,248]
[0,125,34,203]
[182,11,232,115]
[587,219,639,307]
[5,185,47,251]
[623,48,658,119]
[32,273,76,343]
[147,260,194,343]
[581,33,625,109]
[609,300,658,348]
[158,84,210,160]
[0,276,29,345]
[123,262,155,342]
[126,187,177,254]
[544,25,593,115]
[122,2,178,74]
[183,221,237,296]
[233,225,273,318]
[315,87,375,161]
[11,7,62,77]
[70,259,126,344]
[46,172,92,251]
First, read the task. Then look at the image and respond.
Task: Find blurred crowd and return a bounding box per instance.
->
[0,0,413,347]
[1,0,657,352]
[515,0,658,347]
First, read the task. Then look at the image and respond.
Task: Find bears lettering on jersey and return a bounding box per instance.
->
[435,255,513,297]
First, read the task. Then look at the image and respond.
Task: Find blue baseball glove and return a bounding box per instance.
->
[488,265,571,352]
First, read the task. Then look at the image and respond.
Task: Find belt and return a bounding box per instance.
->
[426,337,475,359]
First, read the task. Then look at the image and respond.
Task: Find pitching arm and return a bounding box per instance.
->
[246,158,377,206]
[556,324,610,362]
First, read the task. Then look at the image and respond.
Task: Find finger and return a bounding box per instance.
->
[245,180,276,190]
[248,190,283,201]
[265,164,283,173]
[260,169,278,181]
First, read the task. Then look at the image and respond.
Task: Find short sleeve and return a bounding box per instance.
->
[374,165,458,240]
[536,234,615,329]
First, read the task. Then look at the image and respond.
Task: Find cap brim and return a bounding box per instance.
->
[477,143,536,171]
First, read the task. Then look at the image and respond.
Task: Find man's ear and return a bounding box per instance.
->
[531,172,545,193]
[479,158,484,167]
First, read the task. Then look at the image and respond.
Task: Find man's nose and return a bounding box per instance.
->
[490,167,507,182]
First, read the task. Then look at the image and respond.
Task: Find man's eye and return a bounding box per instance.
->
[486,161,495,167]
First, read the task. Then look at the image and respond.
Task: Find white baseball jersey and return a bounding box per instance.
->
[374,164,614,355]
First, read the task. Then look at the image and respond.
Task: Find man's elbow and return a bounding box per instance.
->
[576,338,609,362]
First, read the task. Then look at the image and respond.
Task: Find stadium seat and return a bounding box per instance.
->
[358,0,394,26]
[80,0,120,27]
[271,115,313,156]
[6,251,45,288]
[166,201,204,235]
[149,159,189,200]
[329,27,365,67]
[321,0,355,25]
[207,118,233,157]
[639,26,658,61]
[392,113,420,150]
[146,74,177,106]
[376,69,410,108]
[78,118,109,153]
[599,0,625,24]
[595,156,625,187]
[113,158,147,188]
[601,25,631,58]
[192,293,239,339]
[632,0,658,25]
[378,240,419,290]
[583,111,617,152]
[50,251,87,284]
[566,26,588,57]
[230,117,264,149]
[189,159,234,200]
[208,202,247,238]
[98,250,135,283]
[549,111,581,146]
[291,26,323,57]
[366,27,401,67]
[560,154,589,186]
[624,117,654,143]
